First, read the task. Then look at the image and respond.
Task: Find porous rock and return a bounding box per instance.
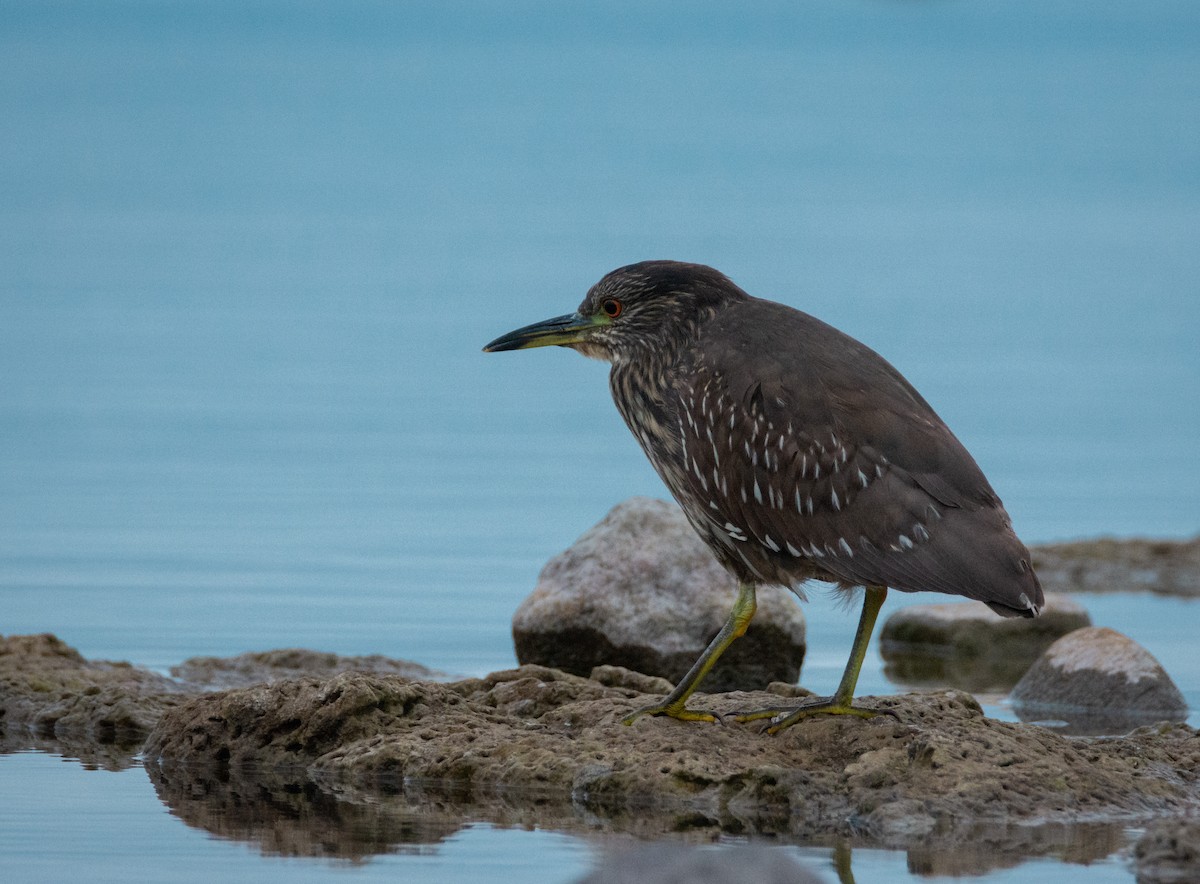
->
[879,594,1090,691]
[173,648,443,690]
[1011,626,1187,734]
[1032,536,1200,597]
[144,664,1200,849]
[0,633,187,745]
[512,497,805,691]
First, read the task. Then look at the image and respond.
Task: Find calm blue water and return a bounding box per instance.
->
[1,1,1197,881]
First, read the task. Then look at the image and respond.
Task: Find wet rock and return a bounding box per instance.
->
[145,665,1200,847]
[589,664,675,696]
[1011,627,1188,735]
[512,497,806,691]
[0,633,186,746]
[879,594,1090,691]
[576,843,824,883]
[1134,817,1200,884]
[1032,536,1200,597]
[173,648,443,690]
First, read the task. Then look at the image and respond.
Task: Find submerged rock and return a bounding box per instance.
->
[1011,626,1188,734]
[512,497,806,691]
[878,594,1090,692]
[1032,536,1200,597]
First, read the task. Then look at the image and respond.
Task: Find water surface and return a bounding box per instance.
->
[1,1,1197,881]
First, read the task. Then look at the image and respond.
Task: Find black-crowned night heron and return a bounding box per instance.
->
[484,260,1043,732]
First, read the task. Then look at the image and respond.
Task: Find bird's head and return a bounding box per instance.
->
[483,260,747,363]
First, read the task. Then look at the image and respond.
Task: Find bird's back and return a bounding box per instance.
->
[650,296,1043,617]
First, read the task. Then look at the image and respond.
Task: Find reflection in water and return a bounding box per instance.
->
[144,757,1135,877]
[1012,708,1188,737]
[881,649,1033,694]
[146,760,464,862]
[0,733,143,773]
[902,821,1128,878]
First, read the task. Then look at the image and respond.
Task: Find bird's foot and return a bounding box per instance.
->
[622,700,722,726]
[734,697,897,735]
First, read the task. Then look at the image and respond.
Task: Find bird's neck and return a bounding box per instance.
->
[609,342,686,475]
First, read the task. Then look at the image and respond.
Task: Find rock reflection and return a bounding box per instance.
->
[145,760,466,861]
[144,758,1137,878]
[881,651,1032,694]
[903,820,1127,877]
[1013,707,1188,737]
[0,733,142,772]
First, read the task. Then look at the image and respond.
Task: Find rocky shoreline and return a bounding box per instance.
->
[2,532,1198,879]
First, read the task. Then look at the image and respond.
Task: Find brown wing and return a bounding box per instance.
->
[675,298,1043,617]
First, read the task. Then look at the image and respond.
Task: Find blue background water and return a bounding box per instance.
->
[1,1,1197,881]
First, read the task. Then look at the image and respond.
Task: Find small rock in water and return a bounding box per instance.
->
[1010,626,1187,734]
[512,497,806,691]
[576,843,825,884]
[878,594,1090,691]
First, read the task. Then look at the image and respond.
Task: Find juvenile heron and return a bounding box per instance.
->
[484,261,1042,732]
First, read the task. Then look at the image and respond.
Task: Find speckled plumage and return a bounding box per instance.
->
[485,259,1043,729]
[586,261,1042,617]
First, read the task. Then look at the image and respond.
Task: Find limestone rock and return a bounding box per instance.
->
[1032,535,1200,597]
[1011,626,1187,734]
[0,633,187,746]
[512,497,806,691]
[145,665,1200,853]
[173,648,443,690]
[879,594,1090,691]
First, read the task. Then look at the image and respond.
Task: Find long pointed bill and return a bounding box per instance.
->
[482,312,607,352]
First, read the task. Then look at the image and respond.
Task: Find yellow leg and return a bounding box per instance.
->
[737,585,890,734]
[622,581,757,725]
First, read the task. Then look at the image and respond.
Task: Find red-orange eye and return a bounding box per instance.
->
[601,298,623,318]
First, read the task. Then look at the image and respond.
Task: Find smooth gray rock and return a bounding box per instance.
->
[576,844,825,884]
[1011,626,1187,734]
[879,594,1090,691]
[512,497,806,691]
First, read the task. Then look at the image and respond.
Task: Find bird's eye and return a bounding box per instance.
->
[601,298,623,318]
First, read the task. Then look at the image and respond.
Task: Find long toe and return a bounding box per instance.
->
[622,702,720,725]
[759,699,897,734]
